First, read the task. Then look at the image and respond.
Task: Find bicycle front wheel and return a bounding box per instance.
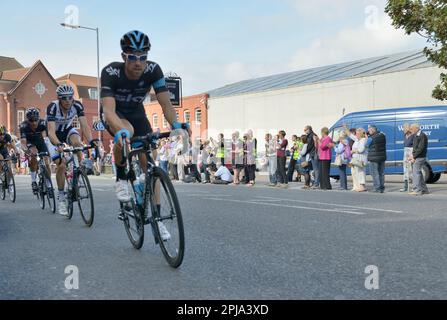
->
[45,174,56,214]
[149,167,185,268]
[76,171,94,227]
[122,200,145,250]
[1,174,5,200]
[8,175,16,203]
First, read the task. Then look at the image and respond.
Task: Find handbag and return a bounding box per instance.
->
[350,157,365,168]
[334,154,343,167]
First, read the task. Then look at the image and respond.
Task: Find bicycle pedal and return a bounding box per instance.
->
[118,213,125,221]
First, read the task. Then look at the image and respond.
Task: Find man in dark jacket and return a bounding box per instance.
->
[367,125,387,193]
[303,125,319,189]
[409,124,429,196]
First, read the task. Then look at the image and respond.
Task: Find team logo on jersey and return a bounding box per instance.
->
[106,66,120,77]
[145,63,157,74]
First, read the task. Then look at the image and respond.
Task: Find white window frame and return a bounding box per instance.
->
[88,88,99,100]
[184,110,191,124]
[17,110,25,127]
[162,115,168,128]
[195,108,202,125]
[153,114,159,129]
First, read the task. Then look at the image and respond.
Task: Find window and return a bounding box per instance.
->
[195,108,202,124]
[72,116,81,129]
[88,88,99,100]
[153,114,159,128]
[162,115,168,128]
[17,110,25,127]
[184,110,190,124]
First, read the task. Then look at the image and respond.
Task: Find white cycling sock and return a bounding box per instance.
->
[30,171,37,182]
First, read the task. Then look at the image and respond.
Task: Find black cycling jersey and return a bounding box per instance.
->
[100,61,168,115]
[19,120,47,142]
[46,100,85,133]
[0,133,12,149]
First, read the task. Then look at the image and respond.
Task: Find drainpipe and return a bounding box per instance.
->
[0,92,9,131]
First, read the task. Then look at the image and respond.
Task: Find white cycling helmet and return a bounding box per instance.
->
[56,84,75,98]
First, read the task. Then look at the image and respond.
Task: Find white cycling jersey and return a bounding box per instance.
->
[46,100,85,133]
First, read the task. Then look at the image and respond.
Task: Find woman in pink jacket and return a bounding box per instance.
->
[318,127,335,190]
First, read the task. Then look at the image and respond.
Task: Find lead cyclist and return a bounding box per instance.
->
[101,30,191,241]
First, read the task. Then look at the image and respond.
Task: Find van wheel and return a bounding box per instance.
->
[428,173,441,184]
[421,164,433,184]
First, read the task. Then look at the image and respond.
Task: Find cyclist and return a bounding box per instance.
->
[19,107,52,196]
[46,84,97,216]
[101,30,190,240]
[0,125,19,190]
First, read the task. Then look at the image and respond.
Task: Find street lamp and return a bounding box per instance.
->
[60,23,102,142]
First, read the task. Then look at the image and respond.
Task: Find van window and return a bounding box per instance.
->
[331,127,345,143]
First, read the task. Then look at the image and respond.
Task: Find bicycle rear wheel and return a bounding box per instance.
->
[122,199,145,250]
[149,167,185,268]
[76,171,94,227]
[8,175,16,203]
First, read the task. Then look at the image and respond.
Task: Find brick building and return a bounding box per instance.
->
[144,93,209,140]
[0,57,58,137]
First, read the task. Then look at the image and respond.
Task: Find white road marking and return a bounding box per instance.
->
[204,197,367,215]
[254,196,403,214]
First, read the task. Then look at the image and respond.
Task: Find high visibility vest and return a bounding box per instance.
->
[293,141,302,160]
[217,142,225,159]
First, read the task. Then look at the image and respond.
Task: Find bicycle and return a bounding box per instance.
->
[54,146,95,227]
[34,152,56,214]
[0,158,16,203]
[119,131,185,268]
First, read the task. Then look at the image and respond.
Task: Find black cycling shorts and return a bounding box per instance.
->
[0,147,9,159]
[28,138,49,155]
[105,109,153,138]
[56,127,80,145]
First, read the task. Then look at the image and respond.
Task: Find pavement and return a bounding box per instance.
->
[1,173,447,300]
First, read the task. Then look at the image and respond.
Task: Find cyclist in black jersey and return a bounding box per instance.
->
[19,107,51,194]
[46,84,97,216]
[101,30,191,240]
[0,125,19,184]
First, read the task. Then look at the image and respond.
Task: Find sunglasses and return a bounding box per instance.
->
[123,53,148,62]
[60,96,74,101]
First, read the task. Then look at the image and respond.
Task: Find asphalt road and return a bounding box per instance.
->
[1,175,447,300]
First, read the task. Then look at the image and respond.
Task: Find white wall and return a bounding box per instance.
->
[207,66,447,140]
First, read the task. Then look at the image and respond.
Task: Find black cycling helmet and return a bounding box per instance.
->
[120,30,151,53]
[26,107,40,121]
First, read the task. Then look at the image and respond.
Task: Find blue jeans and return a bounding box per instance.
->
[311,157,320,187]
[369,161,385,191]
[160,160,169,173]
[339,164,348,190]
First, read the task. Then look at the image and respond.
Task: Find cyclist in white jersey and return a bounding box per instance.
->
[46,84,97,216]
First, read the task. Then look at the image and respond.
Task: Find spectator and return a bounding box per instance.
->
[294,137,303,183]
[334,132,351,190]
[169,137,179,181]
[299,135,312,189]
[347,127,368,192]
[265,133,277,187]
[318,127,334,190]
[276,130,288,188]
[200,140,212,183]
[287,135,300,183]
[217,133,225,166]
[159,139,169,173]
[367,124,387,193]
[231,131,244,185]
[401,124,414,192]
[243,130,257,185]
[409,124,430,196]
[303,126,320,189]
[211,163,233,185]
[174,135,186,182]
[188,139,202,183]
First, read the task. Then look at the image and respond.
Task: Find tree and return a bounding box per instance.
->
[385,0,447,101]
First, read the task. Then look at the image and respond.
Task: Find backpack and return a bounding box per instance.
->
[342,144,352,163]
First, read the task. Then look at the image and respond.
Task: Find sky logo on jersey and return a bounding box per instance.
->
[106,66,120,77]
[145,63,157,74]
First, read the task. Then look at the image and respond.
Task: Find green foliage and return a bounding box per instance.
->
[385,0,447,100]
